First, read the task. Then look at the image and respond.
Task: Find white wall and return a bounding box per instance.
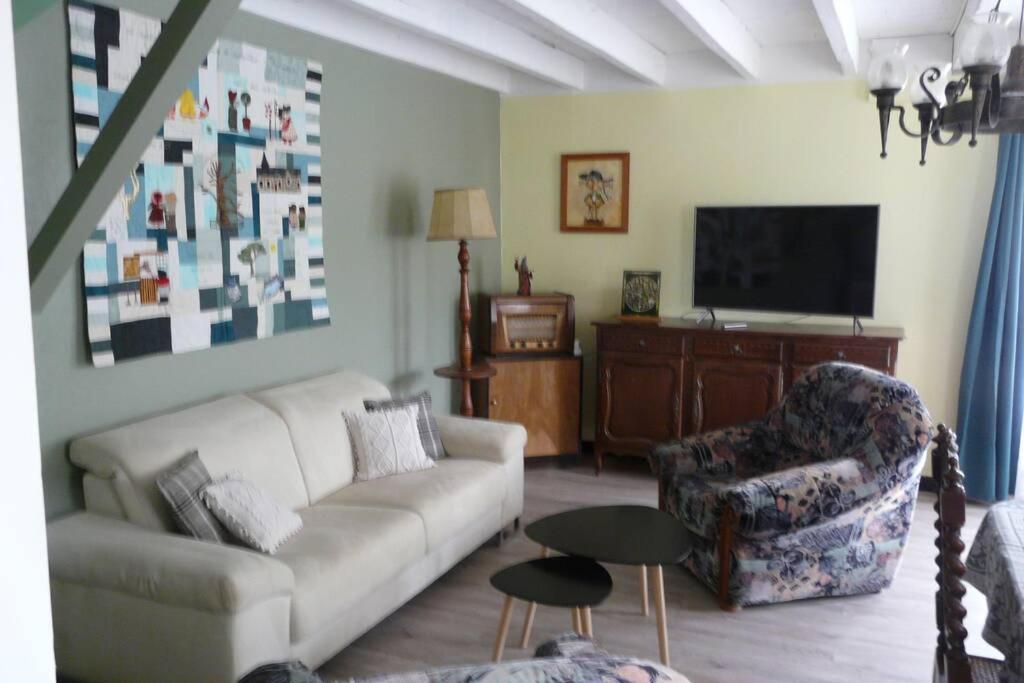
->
[1,1,55,679]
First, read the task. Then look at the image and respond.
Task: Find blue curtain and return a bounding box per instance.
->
[958,134,1024,502]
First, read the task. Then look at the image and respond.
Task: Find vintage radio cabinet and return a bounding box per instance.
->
[474,294,581,458]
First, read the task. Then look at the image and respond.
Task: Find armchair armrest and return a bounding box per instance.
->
[722,458,880,539]
[649,424,760,480]
[435,415,527,464]
[48,512,294,614]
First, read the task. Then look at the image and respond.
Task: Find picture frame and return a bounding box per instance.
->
[620,270,661,319]
[560,152,630,233]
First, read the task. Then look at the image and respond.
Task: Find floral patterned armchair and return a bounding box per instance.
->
[649,363,933,609]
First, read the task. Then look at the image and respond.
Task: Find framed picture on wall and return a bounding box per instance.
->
[560,152,630,233]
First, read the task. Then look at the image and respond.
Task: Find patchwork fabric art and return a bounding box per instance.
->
[67,1,330,366]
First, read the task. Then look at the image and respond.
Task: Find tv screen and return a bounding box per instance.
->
[693,205,879,317]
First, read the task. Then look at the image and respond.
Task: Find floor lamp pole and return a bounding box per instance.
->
[458,239,473,416]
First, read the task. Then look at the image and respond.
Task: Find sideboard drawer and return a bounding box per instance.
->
[793,343,891,369]
[600,327,684,355]
[693,337,782,362]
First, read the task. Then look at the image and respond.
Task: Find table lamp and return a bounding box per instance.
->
[428,187,498,416]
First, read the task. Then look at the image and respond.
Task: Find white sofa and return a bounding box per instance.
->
[46,370,526,683]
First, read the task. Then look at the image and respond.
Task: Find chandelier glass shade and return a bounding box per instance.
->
[868,2,1024,165]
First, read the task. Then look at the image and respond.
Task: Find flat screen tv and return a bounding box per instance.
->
[693,205,879,317]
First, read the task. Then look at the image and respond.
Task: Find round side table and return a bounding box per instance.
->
[524,505,691,666]
[489,555,612,662]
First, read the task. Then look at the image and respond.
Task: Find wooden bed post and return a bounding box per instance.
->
[717,504,739,611]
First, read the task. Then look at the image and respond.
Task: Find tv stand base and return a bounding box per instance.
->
[696,307,716,327]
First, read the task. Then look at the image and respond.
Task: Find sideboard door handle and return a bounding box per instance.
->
[837,351,846,360]
[638,339,647,348]
[732,344,743,355]
[490,399,499,406]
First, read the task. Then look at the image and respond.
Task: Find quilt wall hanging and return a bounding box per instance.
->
[67,1,330,367]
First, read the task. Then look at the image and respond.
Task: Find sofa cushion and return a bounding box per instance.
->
[155,451,231,543]
[250,371,391,503]
[274,505,426,641]
[202,475,304,554]
[344,406,435,482]
[364,391,447,460]
[70,395,308,531]
[319,459,506,550]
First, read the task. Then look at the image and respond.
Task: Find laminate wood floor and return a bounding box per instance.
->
[319,458,998,682]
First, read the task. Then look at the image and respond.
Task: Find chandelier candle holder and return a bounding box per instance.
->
[869,2,1024,165]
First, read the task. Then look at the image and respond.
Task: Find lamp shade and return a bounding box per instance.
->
[427,187,497,241]
[959,10,1013,69]
[866,44,909,91]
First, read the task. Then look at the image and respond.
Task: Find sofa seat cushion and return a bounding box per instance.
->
[275,505,426,641]
[319,459,506,550]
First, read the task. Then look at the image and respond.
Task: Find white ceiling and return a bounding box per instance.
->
[240,0,1013,95]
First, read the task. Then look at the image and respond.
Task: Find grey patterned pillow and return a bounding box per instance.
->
[364,390,447,460]
[156,451,231,543]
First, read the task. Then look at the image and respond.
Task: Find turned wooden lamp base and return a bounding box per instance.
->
[433,238,494,417]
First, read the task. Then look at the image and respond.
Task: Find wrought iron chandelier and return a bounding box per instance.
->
[869,0,1024,165]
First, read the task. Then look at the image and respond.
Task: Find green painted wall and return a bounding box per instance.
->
[16,1,502,517]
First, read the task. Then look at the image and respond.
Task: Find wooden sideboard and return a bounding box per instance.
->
[592,318,903,474]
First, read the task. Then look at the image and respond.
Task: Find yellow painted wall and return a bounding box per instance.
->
[500,80,998,443]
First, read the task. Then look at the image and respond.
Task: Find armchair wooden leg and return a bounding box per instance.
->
[717,505,740,612]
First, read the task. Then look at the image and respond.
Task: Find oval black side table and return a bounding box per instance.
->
[525,505,691,666]
[489,556,612,662]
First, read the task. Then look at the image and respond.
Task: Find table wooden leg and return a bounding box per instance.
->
[582,607,593,637]
[652,565,669,667]
[519,546,550,649]
[640,564,649,617]
[493,595,514,662]
[572,607,582,634]
[519,601,537,649]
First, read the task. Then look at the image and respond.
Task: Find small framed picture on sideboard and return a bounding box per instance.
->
[620,270,661,320]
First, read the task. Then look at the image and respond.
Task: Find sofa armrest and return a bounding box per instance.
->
[48,512,294,614]
[722,458,881,539]
[435,415,527,464]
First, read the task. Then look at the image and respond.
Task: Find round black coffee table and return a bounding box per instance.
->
[524,505,691,666]
[489,556,612,662]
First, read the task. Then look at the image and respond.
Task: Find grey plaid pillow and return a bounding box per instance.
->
[156,451,231,543]
[364,391,447,460]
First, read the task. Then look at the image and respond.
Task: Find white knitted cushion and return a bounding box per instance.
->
[344,405,435,482]
[201,475,303,554]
